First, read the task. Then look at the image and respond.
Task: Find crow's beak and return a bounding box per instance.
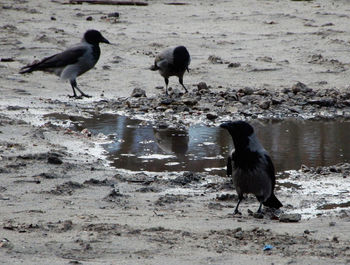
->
[150,64,158,71]
[220,122,229,129]
[186,67,189,73]
[101,36,110,44]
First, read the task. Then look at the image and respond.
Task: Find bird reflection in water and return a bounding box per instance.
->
[153,128,189,157]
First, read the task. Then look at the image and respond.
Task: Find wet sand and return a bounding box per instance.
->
[1,0,350,264]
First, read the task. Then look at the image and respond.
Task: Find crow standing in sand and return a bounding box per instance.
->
[20,29,110,99]
[150,46,190,95]
[220,121,283,214]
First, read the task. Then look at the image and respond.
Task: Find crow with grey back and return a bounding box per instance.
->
[220,120,283,215]
[20,29,110,99]
[150,46,190,95]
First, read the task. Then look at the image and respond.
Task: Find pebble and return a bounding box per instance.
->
[291,82,312,94]
[108,12,120,18]
[259,100,270,110]
[239,87,254,95]
[234,231,243,240]
[279,213,301,222]
[47,155,63,165]
[253,212,264,219]
[228,62,241,68]
[131,88,146,98]
[206,113,218,120]
[197,82,208,91]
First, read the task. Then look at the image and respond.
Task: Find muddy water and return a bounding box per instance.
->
[47,113,350,174]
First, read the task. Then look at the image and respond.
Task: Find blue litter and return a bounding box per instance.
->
[263,244,274,251]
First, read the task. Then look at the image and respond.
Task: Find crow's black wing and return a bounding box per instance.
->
[20,46,87,73]
[264,154,276,188]
[226,155,232,177]
[263,153,283,208]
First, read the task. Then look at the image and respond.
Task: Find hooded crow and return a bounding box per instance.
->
[150,45,190,95]
[220,120,283,214]
[20,29,110,99]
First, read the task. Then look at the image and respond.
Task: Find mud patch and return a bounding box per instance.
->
[48,181,84,195]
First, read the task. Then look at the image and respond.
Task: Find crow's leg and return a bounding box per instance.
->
[74,81,91,98]
[234,195,243,215]
[69,80,80,99]
[256,196,264,214]
[179,77,188,93]
[164,77,169,95]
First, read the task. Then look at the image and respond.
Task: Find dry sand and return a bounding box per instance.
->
[1,0,350,264]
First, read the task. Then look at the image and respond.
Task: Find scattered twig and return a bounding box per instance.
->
[69,0,148,5]
[0,58,15,62]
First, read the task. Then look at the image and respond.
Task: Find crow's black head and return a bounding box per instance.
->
[173,46,190,71]
[220,120,254,137]
[84,30,110,45]
[220,120,254,150]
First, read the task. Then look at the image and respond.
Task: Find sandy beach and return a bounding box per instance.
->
[1,0,350,264]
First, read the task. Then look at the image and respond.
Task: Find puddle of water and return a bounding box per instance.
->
[45,113,350,174]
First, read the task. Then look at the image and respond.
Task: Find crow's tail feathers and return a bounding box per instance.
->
[263,193,282,209]
[19,62,41,74]
[19,66,33,74]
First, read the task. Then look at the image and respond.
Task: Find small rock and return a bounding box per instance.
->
[159,98,173,105]
[329,221,336,227]
[208,55,223,64]
[86,16,93,21]
[47,155,63,165]
[106,188,123,198]
[228,62,241,68]
[253,212,264,219]
[282,87,291,94]
[108,12,120,18]
[216,194,236,201]
[183,99,198,106]
[81,128,92,137]
[301,164,310,172]
[206,113,218,120]
[234,231,243,240]
[172,172,200,185]
[279,213,301,223]
[131,88,146,98]
[308,97,335,107]
[238,87,254,95]
[197,82,208,91]
[259,100,270,110]
[291,82,312,94]
[304,229,310,234]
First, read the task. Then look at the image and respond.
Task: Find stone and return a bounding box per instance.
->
[234,231,243,240]
[279,213,301,222]
[183,99,198,106]
[108,12,120,18]
[259,100,270,110]
[291,82,312,94]
[228,62,241,68]
[239,87,254,95]
[131,88,146,98]
[197,82,209,91]
[47,155,63,165]
[206,113,218,120]
[253,212,264,219]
